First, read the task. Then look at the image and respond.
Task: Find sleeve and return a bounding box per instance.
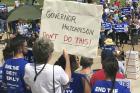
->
[90,74,96,87]
[57,66,69,85]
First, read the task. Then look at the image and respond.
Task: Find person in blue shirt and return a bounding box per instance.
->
[0,43,14,93]
[24,34,37,63]
[2,34,28,93]
[101,38,117,60]
[114,20,126,46]
[0,66,7,93]
[132,0,139,10]
[91,57,130,93]
[79,56,93,81]
[55,55,91,93]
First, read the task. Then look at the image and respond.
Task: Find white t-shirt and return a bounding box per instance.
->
[24,63,69,93]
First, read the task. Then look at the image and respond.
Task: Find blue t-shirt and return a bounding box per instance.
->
[102,45,116,52]
[92,80,131,93]
[24,49,34,63]
[101,45,116,59]
[64,73,86,93]
[2,58,28,93]
[132,0,139,2]
[0,66,7,92]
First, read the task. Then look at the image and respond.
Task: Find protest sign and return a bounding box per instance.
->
[114,23,125,32]
[121,7,131,15]
[102,22,112,30]
[40,0,102,58]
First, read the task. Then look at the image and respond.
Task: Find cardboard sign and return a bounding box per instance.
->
[40,0,102,58]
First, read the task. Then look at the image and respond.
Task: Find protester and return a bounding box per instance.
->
[90,48,124,87]
[24,37,71,93]
[115,51,125,74]
[55,54,91,93]
[114,0,120,8]
[132,0,139,10]
[101,38,117,61]
[91,57,130,93]
[0,63,7,93]
[14,0,20,8]
[130,21,138,45]
[16,20,30,36]
[24,33,37,63]
[2,35,28,93]
[79,56,93,80]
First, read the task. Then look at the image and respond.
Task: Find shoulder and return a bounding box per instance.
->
[54,65,64,70]
[72,73,85,78]
[92,69,104,77]
[4,58,12,63]
[18,58,28,66]
[93,80,107,88]
[116,72,125,79]
[25,63,34,69]
[24,63,34,74]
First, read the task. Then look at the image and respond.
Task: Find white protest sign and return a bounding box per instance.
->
[40,0,103,58]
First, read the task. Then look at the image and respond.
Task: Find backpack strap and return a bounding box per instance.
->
[82,76,91,93]
[53,65,55,93]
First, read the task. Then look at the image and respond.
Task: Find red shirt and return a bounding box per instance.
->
[90,69,124,87]
[114,1,120,7]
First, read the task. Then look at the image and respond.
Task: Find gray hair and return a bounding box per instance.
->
[33,37,54,64]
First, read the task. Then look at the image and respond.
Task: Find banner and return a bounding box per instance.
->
[102,22,112,30]
[121,7,131,15]
[114,23,125,32]
[100,0,105,5]
[40,1,103,58]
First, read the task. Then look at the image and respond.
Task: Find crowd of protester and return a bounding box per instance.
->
[99,0,140,47]
[0,34,131,93]
[1,0,140,93]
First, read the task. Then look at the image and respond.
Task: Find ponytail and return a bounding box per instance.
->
[102,57,119,93]
[109,75,116,93]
